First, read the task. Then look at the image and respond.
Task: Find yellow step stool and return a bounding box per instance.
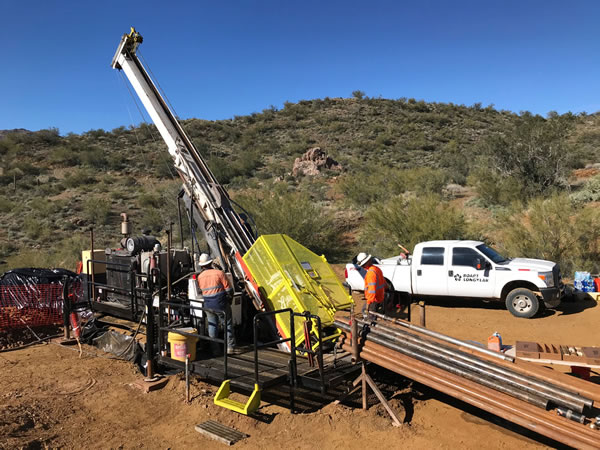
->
[214,380,261,415]
[587,292,600,302]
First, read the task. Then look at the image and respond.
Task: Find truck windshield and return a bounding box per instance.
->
[476,244,509,264]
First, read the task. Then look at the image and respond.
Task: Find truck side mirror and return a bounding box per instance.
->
[475,258,483,270]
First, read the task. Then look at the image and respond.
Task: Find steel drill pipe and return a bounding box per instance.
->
[369,311,515,362]
[348,340,598,439]
[342,342,600,449]
[360,312,600,404]
[345,344,580,436]
[354,341,600,448]
[336,321,549,410]
[356,318,592,413]
[341,320,584,413]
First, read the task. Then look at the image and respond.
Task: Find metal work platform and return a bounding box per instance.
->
[159,347,357,393]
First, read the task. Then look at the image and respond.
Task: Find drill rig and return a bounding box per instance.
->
[82,29,352,370]
[110,29,260,311]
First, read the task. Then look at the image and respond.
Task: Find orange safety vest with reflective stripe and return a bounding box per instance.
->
[197,268,232,306]
[364,264,385,304]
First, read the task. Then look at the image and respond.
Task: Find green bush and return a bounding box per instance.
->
[337,170,387,207]
[439,140,469,184]
[236,189,344,260]
[395,167,450,196]
[476,114,578,201]
[50,146,81,166]
[80,148,107,168]
[0,197,14,213]
[359,194,468,256]
[83,197,111,225]
[468,169,524,207]
[23,215,52,241]
[137,208,165,233]
[0,235,89,272]
[338,166,449,207]
[64,169,96,188]
[494,194,600,274]
[138,192,162,209]
[28,197,60,217]
[571,175,600,203]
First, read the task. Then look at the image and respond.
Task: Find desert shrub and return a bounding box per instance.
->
[468,169,524,207]
[359,194,468,256]
[13,162,41,176]
[494,194,600,274]
[23,215,52,241]
[236,189,344,260]
[83,197,111,225]
[236,149,262,176]
[1,249,56,271]
[571,175,600,203]
[476,114,578,201]
[207,157,238,184]
[107,153,126,170]
[0,235,89,272]
[338,166,449,207]
[394,167,450,195]
[80,148,107,168]
[352,90,365,100]
[337,171,386,207]
[28,197,60,217]
[0,242,17,260]
[64,169,95,188]
[33,128,61,146]
[50,146,81,166]
[152,156,175,178]
[0,197,14,213]
[0,139,14,156]
[138,192,162,209]
[137,208,165,233]
[207,150,262,185]
[439,139,469,184]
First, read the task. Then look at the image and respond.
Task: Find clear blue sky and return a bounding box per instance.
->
[2,0,600,135]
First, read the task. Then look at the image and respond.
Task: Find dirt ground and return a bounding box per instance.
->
[1,286,599,449]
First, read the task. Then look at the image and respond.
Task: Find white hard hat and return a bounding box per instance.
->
[198,253,213,267]
[356,252,372,267]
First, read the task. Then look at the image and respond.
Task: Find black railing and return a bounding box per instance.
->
[253,308,297,411]
[158,301,230,379]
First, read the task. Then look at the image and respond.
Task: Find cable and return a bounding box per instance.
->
[0,333,63,353]
[112,309,146,359]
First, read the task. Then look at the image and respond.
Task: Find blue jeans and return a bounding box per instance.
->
[205,303,235,354]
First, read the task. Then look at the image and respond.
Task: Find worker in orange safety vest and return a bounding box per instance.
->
[356,252,386,315]
[196,253,237,355]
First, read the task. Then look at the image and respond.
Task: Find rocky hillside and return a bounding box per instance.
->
[0,97,599,273]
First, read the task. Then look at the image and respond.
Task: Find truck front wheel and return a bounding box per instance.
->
[506,288,539,318]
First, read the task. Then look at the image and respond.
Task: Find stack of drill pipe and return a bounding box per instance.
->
[334,316,600,449]
[369,312,600,405]
[352,317,592,413]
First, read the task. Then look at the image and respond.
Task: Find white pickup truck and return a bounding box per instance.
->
[345,240,564,318]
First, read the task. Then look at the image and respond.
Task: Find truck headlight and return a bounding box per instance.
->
[538,271,554,287]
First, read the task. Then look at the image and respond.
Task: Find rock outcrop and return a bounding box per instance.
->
[292,147,342,177]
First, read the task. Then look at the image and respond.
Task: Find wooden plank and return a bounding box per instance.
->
[365,372,402,427]
[582,347,600,365]
[195,420,248,445]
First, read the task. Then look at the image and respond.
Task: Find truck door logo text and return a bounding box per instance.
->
[454,273,488,282]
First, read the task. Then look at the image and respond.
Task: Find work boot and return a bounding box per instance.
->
[227,347,243,355]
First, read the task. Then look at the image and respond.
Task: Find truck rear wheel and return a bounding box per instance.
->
[506,288,539,318]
